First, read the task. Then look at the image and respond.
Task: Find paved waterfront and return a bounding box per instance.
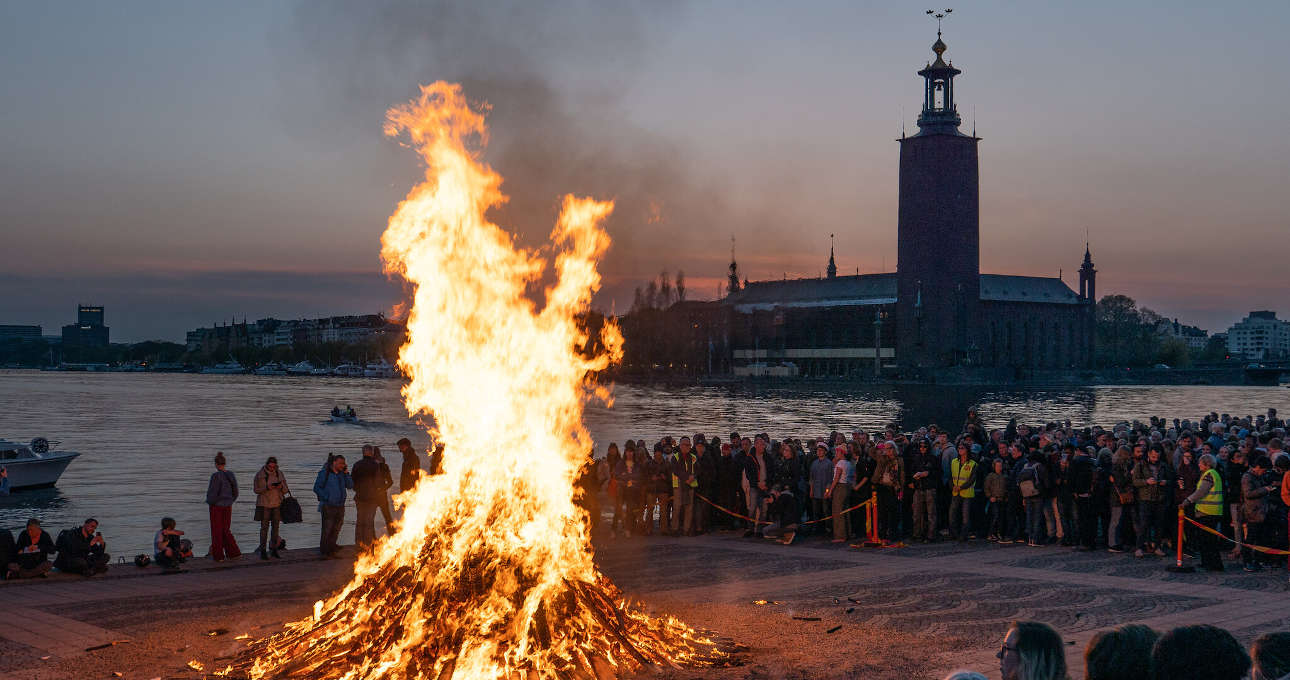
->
[0,536,1283,679]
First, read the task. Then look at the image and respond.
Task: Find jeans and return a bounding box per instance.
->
[811,497,828,535]
[1135,501,1160,550]
[1110,504,1131,547]
[1076,496,1097,548]
[746,487,766,534]
[987,500,1003,537]
[949,496,972,539]
[1196,514,1224,570]
[1057,496,1076,542]
[208,504,241,560]
[1242,520,1264,565]
[876,487,899,541]
[912,488,937,539]
[258,505,282,553]
[320,504,345,555]
[1044,497,1062,539]
[1006,493,1025,540]
[355,501,378,547]
[1024,498,1044,543]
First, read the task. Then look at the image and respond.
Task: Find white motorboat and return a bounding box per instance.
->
[202,360,247,375]
[310,366,333,376]
[333,363,364,378]
[253,362,288,376]
[363,359,396,378]
[0,438,79,490]
[329,406,359,423]
[287,360,315,376]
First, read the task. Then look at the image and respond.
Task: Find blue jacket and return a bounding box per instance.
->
[313,464,353,509]
[0,475,9,495]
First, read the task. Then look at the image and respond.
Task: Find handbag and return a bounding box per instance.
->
[1117,489,1135,505]
[281,495,304,524]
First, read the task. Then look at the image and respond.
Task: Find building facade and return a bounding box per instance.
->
[724,31,1096,378]
[185,314,398,355]
[1226,311,1290,360]
[0,325,42,341]
[61,304,110,347]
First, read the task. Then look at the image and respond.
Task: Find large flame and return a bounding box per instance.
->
[238,82,725,679]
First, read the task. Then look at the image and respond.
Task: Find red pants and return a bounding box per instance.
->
[209,505,241,560]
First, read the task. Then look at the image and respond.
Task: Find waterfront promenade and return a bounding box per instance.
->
[1,534,1284,679]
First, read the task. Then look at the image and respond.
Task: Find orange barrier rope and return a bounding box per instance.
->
[694,492,873,527]
[1181,510,1290,556]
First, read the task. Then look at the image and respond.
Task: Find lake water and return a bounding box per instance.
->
[2,370,1287,556]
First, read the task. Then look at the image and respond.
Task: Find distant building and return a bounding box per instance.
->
[61,304,110,347]
[185,314,399,355]
[0,325,42,341]
[723,30,1095,378]
[1226,311,1290,360]
[1157,318,1208,350]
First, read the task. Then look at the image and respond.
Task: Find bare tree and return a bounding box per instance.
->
[658,270,672,308]
[675,270,686,302]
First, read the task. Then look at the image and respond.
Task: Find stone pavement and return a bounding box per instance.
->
[0,547,354,675]
[596,533,1289,679]
[0,535,1282,679]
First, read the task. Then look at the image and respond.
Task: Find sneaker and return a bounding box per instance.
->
[997,537,1012,544]
[1108,545,1125,553]
[1152,548,1166,557]
[1135,549,1145,558]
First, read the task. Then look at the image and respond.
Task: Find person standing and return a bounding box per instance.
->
[910,439,940,542]
[372,446,396,534]
[1181,453,1226,571]
[1240,456,1277,572]
[313,454,353,557]
[825,444,854,543]
[1069,446,1097,550]
[350,445,383,549]
[808,443,833,536]
[1131,445,1168,558]
[670,437,699,536]
[397,438,421,494]
[253,456,290,560]
[873,441,903,543]
[205,452,242,562]
[949,443,979,542]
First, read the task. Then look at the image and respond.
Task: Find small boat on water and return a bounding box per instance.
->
[287,360,316,376]
[329,405,359,423]
[310,366,333,376]
[202,360,248,375]
[253,362,288,376]
[0,438,79,490]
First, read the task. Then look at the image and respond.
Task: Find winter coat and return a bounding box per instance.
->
[809,457,834,499]
[1242,471,1273,524]
[984,472,1008,501]
[253,466,290,508]
[313,464,353,508]
[1132,460,1167,503]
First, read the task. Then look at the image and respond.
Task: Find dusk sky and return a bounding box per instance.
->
[2,1,1287,342]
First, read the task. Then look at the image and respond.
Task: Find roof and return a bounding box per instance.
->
[726,273,897,312]
[979,275,1082,304]
[724,272,1082,310]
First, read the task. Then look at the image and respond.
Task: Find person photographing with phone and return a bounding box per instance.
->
[254,456,291,560]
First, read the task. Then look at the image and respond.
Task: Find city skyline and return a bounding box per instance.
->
[3,1,1287,342]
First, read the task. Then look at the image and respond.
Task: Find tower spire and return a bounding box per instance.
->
[826,234,837,279]
[916,9,963,135]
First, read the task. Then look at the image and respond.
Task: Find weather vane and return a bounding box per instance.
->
[925,8,953,36]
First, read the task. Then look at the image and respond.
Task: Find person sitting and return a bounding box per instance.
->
[54,518,110,576]
[11,518,56,579]
[761,484,800,544]
[331,406,341,418]
[1151,624,1250,680]
[0,526,15,579]
[154,517,192,569]
[1084,624,1158,680]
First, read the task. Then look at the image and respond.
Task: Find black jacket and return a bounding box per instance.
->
[1069,454,1096,495]
[350,456,391,504]
[14,529,55,570]
[910,452,940,491]
[53,528,98,570]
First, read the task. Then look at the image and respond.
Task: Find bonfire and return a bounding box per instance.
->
[233,83,730,679]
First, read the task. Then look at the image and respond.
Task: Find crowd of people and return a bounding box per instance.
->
[0,438,440,579]
[585,408,1290,575]
[942,620,1288,680]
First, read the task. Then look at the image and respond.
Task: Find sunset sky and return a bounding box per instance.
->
[2,1,1286,341]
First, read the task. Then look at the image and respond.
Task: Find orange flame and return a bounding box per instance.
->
[239,82,723,679]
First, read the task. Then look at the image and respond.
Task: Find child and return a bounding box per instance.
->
[984,459,1008,542]
[154,517,192,569]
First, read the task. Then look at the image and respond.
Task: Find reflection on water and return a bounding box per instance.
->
[0,371,1286,555]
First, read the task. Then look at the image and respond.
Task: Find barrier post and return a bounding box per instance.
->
[863,499,882,547]
[1166,506,1195,573]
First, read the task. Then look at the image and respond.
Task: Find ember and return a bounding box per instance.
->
[233,82,728,679]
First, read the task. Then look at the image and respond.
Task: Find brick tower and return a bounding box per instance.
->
[896,29,980,371]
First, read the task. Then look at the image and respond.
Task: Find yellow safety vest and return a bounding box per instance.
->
[1195,468,1223,517]
[952,458,977,499]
